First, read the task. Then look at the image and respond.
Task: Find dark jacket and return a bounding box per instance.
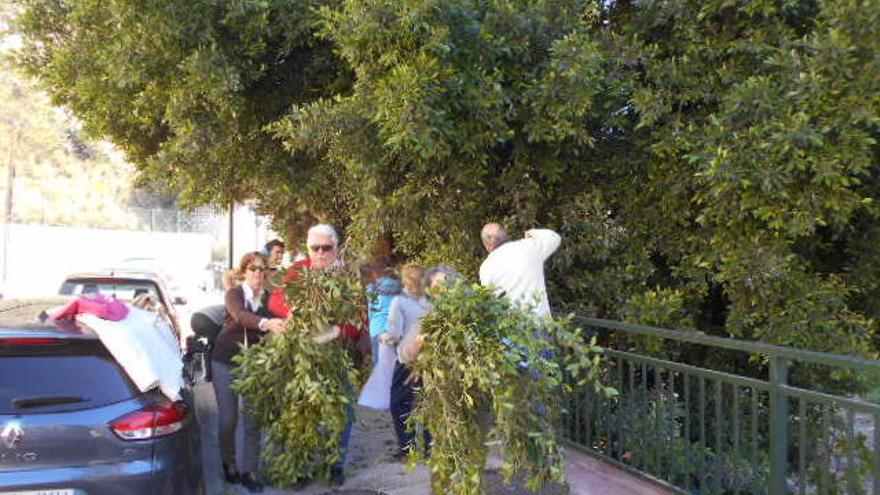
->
[213,285,272,365]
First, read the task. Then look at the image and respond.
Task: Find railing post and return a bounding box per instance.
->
[769,356,789,495]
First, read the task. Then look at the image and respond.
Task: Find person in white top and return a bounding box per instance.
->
[478,223,561,318]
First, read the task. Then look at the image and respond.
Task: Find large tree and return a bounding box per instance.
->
[277,0,880,355]
[12,0,880,355]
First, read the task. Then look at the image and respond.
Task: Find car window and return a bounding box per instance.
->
[59,281,163,304]
[0,340,138,414]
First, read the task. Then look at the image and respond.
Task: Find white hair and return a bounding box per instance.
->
[307,223,339,246]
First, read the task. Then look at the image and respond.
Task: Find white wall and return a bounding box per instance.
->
[229,204,279,267]
[0,223,214,298]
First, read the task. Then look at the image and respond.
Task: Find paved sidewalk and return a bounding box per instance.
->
[563,449,673,495]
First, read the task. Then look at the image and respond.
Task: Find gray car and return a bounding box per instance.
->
[0,298,205,494]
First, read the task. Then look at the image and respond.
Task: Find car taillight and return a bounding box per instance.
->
[110,401,188,440]
[0,338,62,345]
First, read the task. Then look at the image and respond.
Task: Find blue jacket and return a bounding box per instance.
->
[367,277,402,337]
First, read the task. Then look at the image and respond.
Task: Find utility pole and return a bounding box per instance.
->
[228,201,234,270]
[3,127,20,284]
[254,210,260,254]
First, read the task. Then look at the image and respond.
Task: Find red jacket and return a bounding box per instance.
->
[268,259,362,340]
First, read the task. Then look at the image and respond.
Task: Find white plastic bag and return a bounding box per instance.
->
[358,343,397,410]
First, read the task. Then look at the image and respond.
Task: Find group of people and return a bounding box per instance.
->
[195,221,561,492]
[361,262,462,459]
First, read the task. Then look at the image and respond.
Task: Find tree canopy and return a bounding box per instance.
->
[12,0,880,354]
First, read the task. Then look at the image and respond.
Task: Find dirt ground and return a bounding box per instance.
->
[202,399,431,495]
[262,406,569,495]
[199,387,570,495]
[197,381,668,495]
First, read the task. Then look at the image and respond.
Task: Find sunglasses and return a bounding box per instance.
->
[247,265,267,272]
[308,244,335,253]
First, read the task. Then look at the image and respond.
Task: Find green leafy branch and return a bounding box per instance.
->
[232,265,364,484]
[410,284,614,494]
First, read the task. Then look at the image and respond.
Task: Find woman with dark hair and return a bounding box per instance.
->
[212,252,285,492]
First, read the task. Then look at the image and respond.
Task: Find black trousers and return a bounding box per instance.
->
[389,360,431,452]
[212,360,261,473]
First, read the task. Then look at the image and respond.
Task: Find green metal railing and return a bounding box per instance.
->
[563,317,880,495]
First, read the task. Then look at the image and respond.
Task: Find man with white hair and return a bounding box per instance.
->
[479,223,561,318]
[267,223,357,487]
[269,223,349,321]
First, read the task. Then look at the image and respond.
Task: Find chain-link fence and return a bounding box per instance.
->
[4,202,228,234]
[129,206,226,233]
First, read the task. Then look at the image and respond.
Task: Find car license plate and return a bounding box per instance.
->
[1,490,75,495]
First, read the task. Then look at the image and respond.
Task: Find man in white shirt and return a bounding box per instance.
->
[479,223,561,318]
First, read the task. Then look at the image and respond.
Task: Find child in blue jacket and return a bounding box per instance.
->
[366,271,402,364]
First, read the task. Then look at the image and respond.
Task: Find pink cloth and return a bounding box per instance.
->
[53,294,130,322]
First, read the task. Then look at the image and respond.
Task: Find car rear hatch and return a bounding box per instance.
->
[0,335,155,473]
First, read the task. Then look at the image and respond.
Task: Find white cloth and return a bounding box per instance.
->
[358,342,397,410]
[242,282,267,332]
[242,282,262,312]
[479,228,561,318]
[78,306,184,401]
